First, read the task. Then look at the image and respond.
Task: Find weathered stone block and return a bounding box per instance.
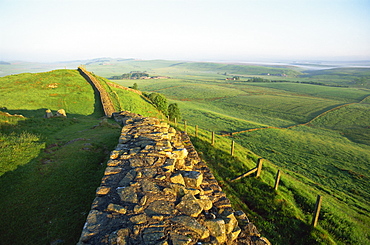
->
[140,179,160,193]
[110,150,122,160]
[104,167,122,175]
[227,226,241,242]
[170,216,209,239]
[129,214,147,224]
[107,203,127,214]
[107,159,121,167]
[182,171,203,188]
[142,227,165,245]
[176,193,203,217]
[109,228,130,245]
[96,186,110,196]
[45,109,53,118]
[170,172,185,186]
[55,109,67,117]
[198,195,213,211]
[163,159,176,171]
[119,135,131,144]
[170,231,192,245]
[175,159,186,170]
[204,219,227,244]
[146,200,175,216]
[79,210,109,242]
[129,147,141,155]
[173,148,188,160]
[129,157,145,167]
[242,222,261,237]
[118,169,137,186]
[117,186,138,203]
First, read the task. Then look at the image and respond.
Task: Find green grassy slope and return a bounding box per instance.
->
[1,62,370,244]
[180,124,369,244]
[109,63,370,244]
[0,69,162,244]
[0,69,100,117]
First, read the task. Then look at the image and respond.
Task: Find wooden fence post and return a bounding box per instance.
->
[231,158,263,182]
[184,120,187,133]
[211,131,215,146]
[195,125,198,137]
[231,140,235,156]
[256,158,263,178]
[274,170,281,191]
[312,195,322,227]
[174,117,177,127]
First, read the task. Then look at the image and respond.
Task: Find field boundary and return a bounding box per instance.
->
[78,66,116,117]
[221,94,370,136]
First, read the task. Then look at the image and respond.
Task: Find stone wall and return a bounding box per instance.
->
[78,111,270,245]
[78,67,116,118]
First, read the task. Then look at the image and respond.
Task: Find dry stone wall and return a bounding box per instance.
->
[78,67,116,117]
[78,111,270,245]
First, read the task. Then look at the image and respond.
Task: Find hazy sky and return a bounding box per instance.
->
[1,0,370,62]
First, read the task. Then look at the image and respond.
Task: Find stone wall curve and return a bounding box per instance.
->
[78,111,270,245]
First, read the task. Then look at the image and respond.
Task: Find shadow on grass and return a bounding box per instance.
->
[0,109,121,244]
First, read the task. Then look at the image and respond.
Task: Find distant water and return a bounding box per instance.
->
[233,61,370,70]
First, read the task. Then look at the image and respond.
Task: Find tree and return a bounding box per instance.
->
[149,93,168,115]
[168,103,181,121]
[132,83,138,90]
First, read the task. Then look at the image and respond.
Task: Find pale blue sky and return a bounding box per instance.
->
[1,0,369,62]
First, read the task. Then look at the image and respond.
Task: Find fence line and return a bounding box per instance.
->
[170,119,324,227]
[312,195,323,227]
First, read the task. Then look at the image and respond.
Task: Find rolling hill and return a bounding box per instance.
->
[0,61,369,244]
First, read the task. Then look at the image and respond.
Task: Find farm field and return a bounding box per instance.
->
[92,59,370,244]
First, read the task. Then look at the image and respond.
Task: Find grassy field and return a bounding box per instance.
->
[179,124,369,244]
[0,69,161,244]
[104,61,370,244]
[1,61,370,244]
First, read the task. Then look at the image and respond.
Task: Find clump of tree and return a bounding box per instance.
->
[246,77,271,83]
[110,71,149,80]
[145,92,181,120]
[148,93,168,115]
[168,103,181,121]
[131,83,138,90]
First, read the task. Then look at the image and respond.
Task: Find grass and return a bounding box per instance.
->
[246,82,370,102]
[0,69,98,117]
[1,61,370,244]
[0,113,121,244]
[110,86,164,118]
[0,69,163,244]
[112,62,369,244]
[177,123,370,244]
[311,103,370,145]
